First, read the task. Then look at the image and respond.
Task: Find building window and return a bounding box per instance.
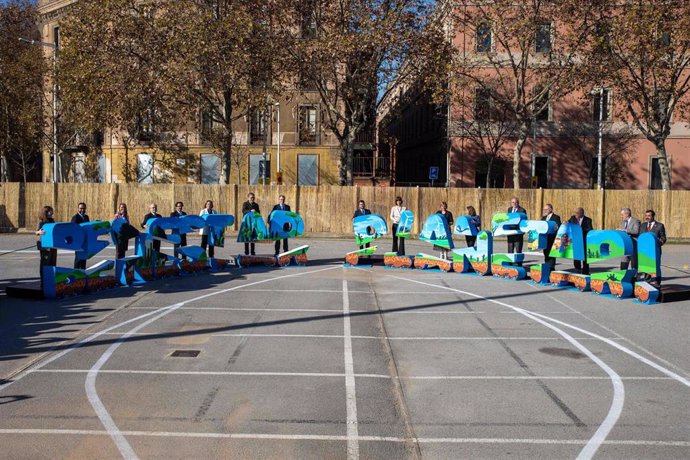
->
[536,22,552,53]
[249,110,269,145]
[137,153,153,184]
[475,157,505,188]
[200,154,220,184]
[298,105,318,145]
[591,88,612,122]
[474,87,492,120]
[301,0,318,38]
[476,22,492,52]
[249,154,270,185]
[532,155,549,188]
[298,154,319,186]
[53,26,60,48]
[534,89,550,121]
[650,157,668,190]
[97,154,106,183]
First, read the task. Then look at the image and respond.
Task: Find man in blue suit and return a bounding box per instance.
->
[271,195,291,255]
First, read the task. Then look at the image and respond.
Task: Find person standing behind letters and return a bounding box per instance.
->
[639,209,666,286]
[390,196,406,255]
[465,205,481,247]
[242,193,260,255]
[541,204,561,270]
[507,197,527,255]
[271,195,290,256]
[200,200,218,258]
[141,203,163,253]
[70,202,90,269]
[619,207,641,270]
[36,206,56,290]
[435,202,454,259]
[170,201,188,253]
[353,200,371,250]
[568,207,593,275]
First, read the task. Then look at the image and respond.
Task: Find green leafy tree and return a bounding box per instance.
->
[0,0,46,182]
[277,0,451,185]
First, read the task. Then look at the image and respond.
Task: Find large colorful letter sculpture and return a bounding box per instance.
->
[415,214,453,272]
[634,233,661,304]
[547,223,590,291]
[452,230,493,275]
[41,221,116,298]
[384,210,415,269]
[521,219,557,284]
[491,213,527,280]
[586,230,635,298]
[268,210,309,266]
[345,214,387,266]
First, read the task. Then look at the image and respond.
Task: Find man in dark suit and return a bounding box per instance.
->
[70,202,90,268]
[640,209,667,286]
[242,192,260,255]
[141,203,163,253]
[619,207,641,270]
[507,197,527,262]
[541,203,561,270]
[568,207,593,275]
[170,201,187,253]
[271,195,291,255]
[353,200,371,250]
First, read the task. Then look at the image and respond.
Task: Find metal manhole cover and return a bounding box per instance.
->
[170,350,201,358]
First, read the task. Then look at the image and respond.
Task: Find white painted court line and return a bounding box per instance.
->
[0,429,688,448]
[82,265,342,460]
[387,275,625,460]
[130,306,356,313]
[95,332,623,341]
[0,265,341,458]
[526,283,690,378]
[342,278,359,460]
[30,369,674,381]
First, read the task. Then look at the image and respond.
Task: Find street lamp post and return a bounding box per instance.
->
[591,88,605,190]
[274,102,280,177]
[261,105,268,186]
[19,37,59,183]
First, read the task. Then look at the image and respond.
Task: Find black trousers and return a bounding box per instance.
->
[244,242,255,255]
[116,239,128,259]
[275,239,288,255]
[574,259,590,275]
[465,235,477,247]
[507,236,524,253]
[392,223,405,255]
[201,235,215,258]
[74,258,86,270]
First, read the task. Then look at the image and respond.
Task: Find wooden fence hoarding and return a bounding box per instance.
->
[0,182,688,239]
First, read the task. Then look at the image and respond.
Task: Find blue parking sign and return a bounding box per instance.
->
[429,166,439,180]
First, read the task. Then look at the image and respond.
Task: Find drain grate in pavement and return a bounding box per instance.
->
[170,350,201,358]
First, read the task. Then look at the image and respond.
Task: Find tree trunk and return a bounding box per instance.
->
[339,131,357,186]
[222,89,233,185]
[512,124,529,189]
[485,156,493,188]
[655,139,672,190]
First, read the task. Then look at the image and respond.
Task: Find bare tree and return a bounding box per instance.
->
[452,0,598,188]
[590,0,690,190]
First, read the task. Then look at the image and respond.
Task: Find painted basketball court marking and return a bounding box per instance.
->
[82,265,341,460]
[0,428,688,448]
[342,279,359,459]
[385,274,624,460]
[526,283,690,378]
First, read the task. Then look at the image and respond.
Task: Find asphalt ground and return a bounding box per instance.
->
[0,234,689,459]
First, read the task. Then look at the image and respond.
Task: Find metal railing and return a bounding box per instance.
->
[353,156,390,177]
